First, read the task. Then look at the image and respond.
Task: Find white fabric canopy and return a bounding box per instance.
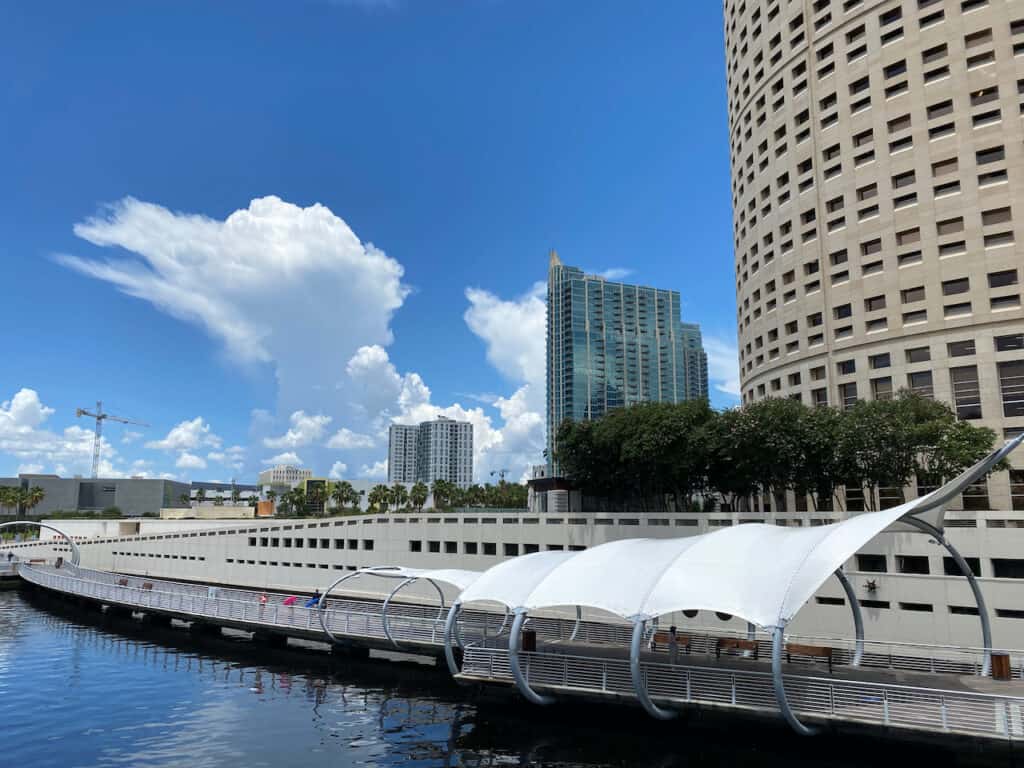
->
[352,565,481,591]
[456,435,1022,629]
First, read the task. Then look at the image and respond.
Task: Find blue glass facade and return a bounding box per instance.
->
[546,252,709,468]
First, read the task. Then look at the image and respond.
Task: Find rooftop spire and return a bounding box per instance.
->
[548,248,561,268]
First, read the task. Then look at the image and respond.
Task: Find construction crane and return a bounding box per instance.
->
[75,401,149,478]
[490,468,510,482]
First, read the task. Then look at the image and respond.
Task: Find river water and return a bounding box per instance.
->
[0,590,1010,767]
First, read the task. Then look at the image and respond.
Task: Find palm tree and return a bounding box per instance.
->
[332,481,355,512]
[368,484,390,512]
[196,488,207,505]
[430,480,447,509]
[230,486,241,505]
[290,488,307,516]
[410,482,428,511]
[179,493,191,507]
[266,489,277,505]
[0,487,13,516]
[390,483,409,511]
[25,487,44,515]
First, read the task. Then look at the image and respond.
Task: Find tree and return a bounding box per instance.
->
[0,487,17,516]
[196,488,207,505]
[430,480,450,509]
[706,408,759,510]
[266,489,277,505]
[794,404,844,511]
[410,482,428,511]
[230,486,241,505]
[390,483,409,510]
[24,486,45,515]
[331,481,353,511]
[179,493,191,507]
[368,484,390,512]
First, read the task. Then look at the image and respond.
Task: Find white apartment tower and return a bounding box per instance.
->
[387,417,474,488]
[387,424,418,484]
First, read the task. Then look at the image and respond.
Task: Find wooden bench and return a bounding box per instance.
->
[785,643,833,673]
[715,637,759,660]
[141,582,154,591]
[116,578,129,587]
[652,631,691,652]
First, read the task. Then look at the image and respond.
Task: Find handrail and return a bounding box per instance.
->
[473,645,1021,702]
[18,564,1023,681]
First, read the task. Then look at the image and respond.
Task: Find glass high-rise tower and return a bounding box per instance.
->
[546,251,708,468]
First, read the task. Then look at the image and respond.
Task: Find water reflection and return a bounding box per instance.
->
[0,591,1011,768]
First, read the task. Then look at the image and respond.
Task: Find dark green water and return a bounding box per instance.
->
[0,591,1012,767]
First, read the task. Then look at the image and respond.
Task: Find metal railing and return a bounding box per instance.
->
[460,646,1024,741]
[17,562,1024,685]
[16,564,469,647]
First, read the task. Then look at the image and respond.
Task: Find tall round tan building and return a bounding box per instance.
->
[726,0,1024,509]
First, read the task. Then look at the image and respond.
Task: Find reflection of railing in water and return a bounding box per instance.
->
[460,646,1024,741]
[15,563,1022,682]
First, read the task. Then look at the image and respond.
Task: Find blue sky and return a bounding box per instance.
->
[0,0,738,483]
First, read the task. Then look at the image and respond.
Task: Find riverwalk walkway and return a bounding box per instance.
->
[13,560,1024,744]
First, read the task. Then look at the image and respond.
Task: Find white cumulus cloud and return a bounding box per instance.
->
[264,410,332,449]
[359,459,388,479]
[175,452,207,470]
[262,451,303,466]
[57,196,409,420]
[0,389,123,477]
[325,427,375,450]
[146,417,222,452]
[703,335,741,398]
[1,389,55,433]
[329,461,348,479]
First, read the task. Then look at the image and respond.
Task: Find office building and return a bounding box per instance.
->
[546,250,707,465]
[681,322,710,400]
[0,474,191,517]
[258,465,312,488]
[386,416,474,488]
[725,0,1024,508]
[387,424,418,484]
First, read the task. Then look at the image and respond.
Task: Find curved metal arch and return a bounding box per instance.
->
[508,610,554,706]
[493,606,511,637]
[443,603,463,676]
[630,617,676,720]
[771,625,818,736]
[904,516,992,676]
[0,521,80,567]
[317,569,379,644]
[381,576,446,650]
[569,605,582,641]
[833,568,864,666]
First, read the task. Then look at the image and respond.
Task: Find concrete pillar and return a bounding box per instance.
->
[190,621,222,637]
[331,643,369,660]
[253,631,288,649]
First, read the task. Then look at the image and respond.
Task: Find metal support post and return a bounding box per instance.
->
[629,617,676,720]
[508,610,554,706]
[771,625,818,736]
[834,568,864,666]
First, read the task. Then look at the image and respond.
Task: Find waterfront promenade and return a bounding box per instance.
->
[14,560,1024,744]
